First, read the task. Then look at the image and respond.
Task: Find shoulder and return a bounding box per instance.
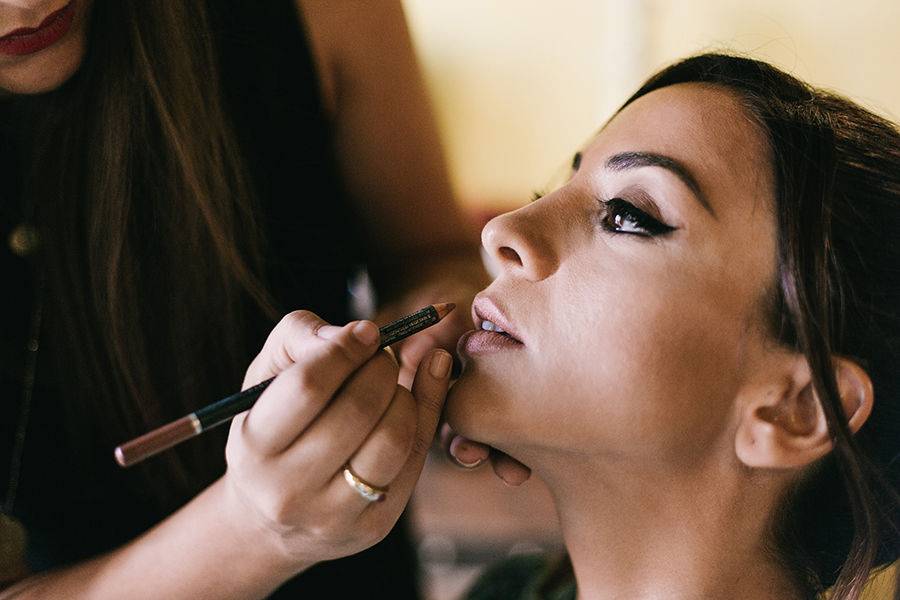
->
[465,553,574,600]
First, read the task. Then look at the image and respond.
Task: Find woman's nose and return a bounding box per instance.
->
[481,205,560,282]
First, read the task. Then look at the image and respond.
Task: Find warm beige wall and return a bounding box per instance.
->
[402,0,900,211]
[646,0,900,117]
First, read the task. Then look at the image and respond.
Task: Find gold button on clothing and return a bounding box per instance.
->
[7,223,39,257]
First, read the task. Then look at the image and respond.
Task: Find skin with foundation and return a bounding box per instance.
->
[446,83,874,599]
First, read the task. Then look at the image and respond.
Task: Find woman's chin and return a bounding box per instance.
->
[445,367,514,444]
[444,376,480,439]
[0,29,85,95]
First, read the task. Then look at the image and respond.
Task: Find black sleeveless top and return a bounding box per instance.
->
[0,1,419,597]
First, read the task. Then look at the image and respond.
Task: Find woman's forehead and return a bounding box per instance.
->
[583,83,774,215]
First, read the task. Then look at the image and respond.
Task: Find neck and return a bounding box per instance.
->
[531,452,802,599]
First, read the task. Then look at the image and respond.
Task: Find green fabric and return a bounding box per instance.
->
[465,554,576,600]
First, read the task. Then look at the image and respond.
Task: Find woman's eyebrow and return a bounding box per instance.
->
[605,151,716,217]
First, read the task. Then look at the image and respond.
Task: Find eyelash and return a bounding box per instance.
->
[599,198,676,237]
[530,191,677,237]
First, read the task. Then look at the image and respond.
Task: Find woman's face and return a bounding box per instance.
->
[0,0,91,94]
[447,83,779,469]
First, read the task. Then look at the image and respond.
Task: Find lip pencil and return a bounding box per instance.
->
[114,303,456,467]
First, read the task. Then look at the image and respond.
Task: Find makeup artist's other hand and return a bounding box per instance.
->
[221,310,451,570]
[439,424,532,486]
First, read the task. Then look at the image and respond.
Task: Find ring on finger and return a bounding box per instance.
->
[342,464,388,502]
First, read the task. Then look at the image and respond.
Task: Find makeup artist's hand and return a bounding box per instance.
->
[392,308,467,389]
[439,424,532,486]
[376,261,486,389]
[221,310,452,568]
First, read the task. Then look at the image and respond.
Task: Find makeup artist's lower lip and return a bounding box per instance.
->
[458,330,524,355]
[0,1,76,56]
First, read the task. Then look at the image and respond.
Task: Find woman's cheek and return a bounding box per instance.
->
[554,280,740,455]
[612,296,745,457]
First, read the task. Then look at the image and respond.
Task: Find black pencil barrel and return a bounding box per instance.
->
[194,304,440,432]
[195,378,271,430]
[115,304,452,466]
[379,305,438,347]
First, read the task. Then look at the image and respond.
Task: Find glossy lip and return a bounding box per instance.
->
[0,1,76,56]
[458,328,524,356]
[471,295,525,345]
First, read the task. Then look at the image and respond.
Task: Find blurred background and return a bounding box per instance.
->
[404,0,900,214]
[399,1,900,599]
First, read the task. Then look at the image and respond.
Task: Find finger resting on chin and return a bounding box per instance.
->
[449,435,489,468]
[492,453,531,486]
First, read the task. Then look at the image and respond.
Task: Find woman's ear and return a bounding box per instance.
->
[735,356,873,469]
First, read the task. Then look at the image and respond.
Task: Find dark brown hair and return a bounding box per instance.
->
[620,54,900,599]
[18,0,274,507]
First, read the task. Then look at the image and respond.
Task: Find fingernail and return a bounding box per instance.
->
[383,345,399,366]
[449,437,485,468]
[429,350,451,378]
[454,455,485,469]
[352,321,379,346]
[500,475,526,488]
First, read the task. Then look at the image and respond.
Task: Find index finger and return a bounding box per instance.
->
[240,312,381,454]
[243,310,376,386]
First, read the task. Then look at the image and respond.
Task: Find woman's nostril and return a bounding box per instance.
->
[498,246,521,266]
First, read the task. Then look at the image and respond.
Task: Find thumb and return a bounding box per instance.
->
[409,349,452,458]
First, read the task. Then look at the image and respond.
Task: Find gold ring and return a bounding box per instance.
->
[342,465,388,502]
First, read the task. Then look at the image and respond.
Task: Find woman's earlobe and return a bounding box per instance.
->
[832,358,875,435]
[734,356,874,470]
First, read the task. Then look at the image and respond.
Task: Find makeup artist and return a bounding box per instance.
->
[1,1,491,597]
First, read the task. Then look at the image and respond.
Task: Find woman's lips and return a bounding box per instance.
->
[461,294,527,356]
[458,329,524,356]
[0,1,76,57]
[472,296,524,344]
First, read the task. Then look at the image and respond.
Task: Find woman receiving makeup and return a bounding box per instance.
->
[447,54,899,599]
[0,0,497,597]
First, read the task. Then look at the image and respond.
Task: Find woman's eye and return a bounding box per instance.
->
[599,198,676,237]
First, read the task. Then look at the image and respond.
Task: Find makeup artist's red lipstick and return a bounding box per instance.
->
[0,1,76,57]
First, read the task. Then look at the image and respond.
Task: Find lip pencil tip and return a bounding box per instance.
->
[434,302,456,320]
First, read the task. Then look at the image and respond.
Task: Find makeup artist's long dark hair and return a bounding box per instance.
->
[21,0,275,507]
[621,54,900,599]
